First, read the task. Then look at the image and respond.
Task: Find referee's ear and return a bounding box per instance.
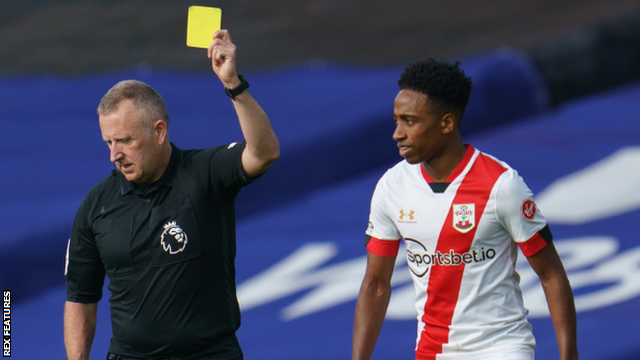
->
[153,119,169,145]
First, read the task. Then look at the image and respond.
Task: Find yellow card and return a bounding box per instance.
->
[186,6,222,48]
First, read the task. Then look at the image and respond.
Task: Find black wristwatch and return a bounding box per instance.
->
[224,74,249,101]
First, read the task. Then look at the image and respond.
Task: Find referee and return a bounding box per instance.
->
[63,29,279,360]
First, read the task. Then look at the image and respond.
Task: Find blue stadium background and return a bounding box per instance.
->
[2,1,640,359]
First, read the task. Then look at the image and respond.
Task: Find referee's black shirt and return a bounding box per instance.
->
[66,142,253,358]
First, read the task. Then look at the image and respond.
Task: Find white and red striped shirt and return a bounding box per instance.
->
[365,145,550,359]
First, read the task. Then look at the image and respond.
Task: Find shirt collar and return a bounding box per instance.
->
[119,142,182,195]
[420,143,475,184]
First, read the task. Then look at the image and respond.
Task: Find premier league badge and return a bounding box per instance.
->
[161,221,189,254]
[453,204,475,233]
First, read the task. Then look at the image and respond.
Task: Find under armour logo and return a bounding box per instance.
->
[399,209,415,220]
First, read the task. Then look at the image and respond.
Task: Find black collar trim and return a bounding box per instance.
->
[429,182,450,193]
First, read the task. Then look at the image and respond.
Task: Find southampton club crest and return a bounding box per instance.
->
[453,204,475,233]
[161,221,188,254]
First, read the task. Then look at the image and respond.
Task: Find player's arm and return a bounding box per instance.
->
[207,29,280,178]
[526,243,579,360]
[497,172,578,359]
[64,301,98,360]
[352,251,396,360]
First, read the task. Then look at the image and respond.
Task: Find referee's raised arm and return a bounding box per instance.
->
[208,29,280,178]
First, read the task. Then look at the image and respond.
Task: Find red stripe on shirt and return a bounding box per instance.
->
[421,144,475,184]
[366,236,401,257]
[416,152,507,360]
[518,232,549,257]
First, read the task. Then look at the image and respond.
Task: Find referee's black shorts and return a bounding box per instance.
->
[106,334,243,360]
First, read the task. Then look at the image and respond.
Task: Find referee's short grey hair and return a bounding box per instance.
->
[97,80,169,130]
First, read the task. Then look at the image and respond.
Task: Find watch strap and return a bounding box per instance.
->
[224,74,249,100]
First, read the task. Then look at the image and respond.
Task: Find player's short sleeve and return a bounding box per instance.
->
[496,170,552,257]
[365,175,401,257]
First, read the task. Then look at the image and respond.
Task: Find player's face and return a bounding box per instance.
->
[393,89,448,165]
[99,99,164,183]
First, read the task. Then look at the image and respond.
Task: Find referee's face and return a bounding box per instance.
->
[99,99,166,183]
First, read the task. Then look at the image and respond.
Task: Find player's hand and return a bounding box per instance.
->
[207,29,241,88]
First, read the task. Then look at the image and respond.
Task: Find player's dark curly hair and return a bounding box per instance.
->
[398,58,473,122]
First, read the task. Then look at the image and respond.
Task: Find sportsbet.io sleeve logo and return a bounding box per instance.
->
[453,204,475,233]
[521,199,537,221]
[160,221,188,254]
